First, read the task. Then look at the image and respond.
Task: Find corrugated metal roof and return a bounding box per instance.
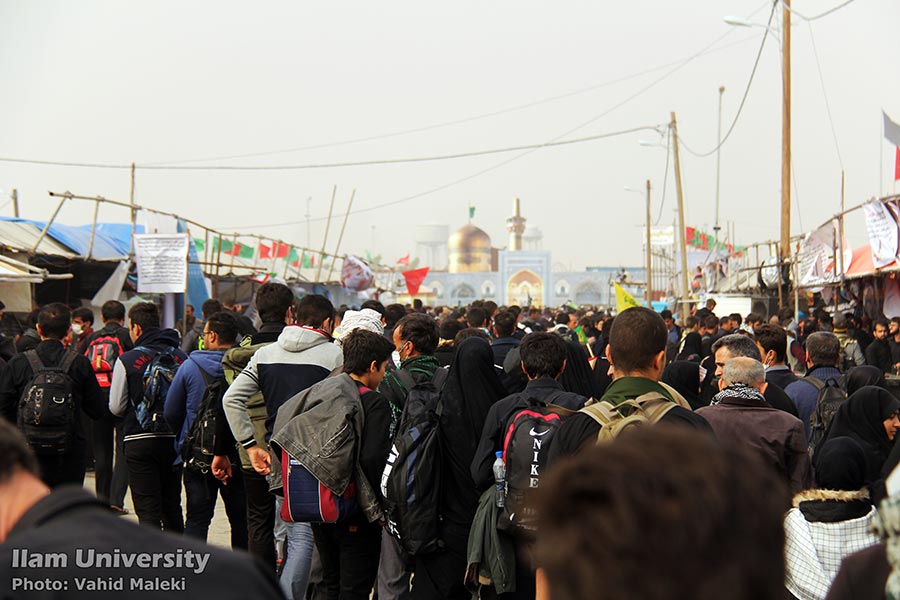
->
[0,221,79,258]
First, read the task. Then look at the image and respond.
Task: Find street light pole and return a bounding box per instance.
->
[671,112,691,325]
[780,0,792,307]
[645,179,653,307]
[714,85,725,292]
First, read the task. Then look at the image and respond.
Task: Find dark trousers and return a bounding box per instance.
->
[92,409,129,507]
[311,520,383,600]
[38,453,86,488]
[124,437,184,533]
[244,467,277,570]
[183,465,248,549]
[411,527,469,600]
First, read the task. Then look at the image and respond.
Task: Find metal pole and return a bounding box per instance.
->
[780,0,792,306]
[315,185,337,282]
[129,163,137,255]
[714,85,725,292]
[645,180,653,306]
[670,113,691,325]
[327,189,356,282]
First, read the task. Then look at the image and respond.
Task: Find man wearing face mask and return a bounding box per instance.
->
[71,307,96,353]
[754,324,799,390]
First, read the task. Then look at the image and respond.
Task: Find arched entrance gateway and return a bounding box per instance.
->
[507,269,543,307]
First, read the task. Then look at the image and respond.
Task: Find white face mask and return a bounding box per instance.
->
[71,323,83,336]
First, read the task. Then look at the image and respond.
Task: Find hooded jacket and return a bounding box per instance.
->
[109,327,187,442]
[223,325,342,448]
[163,349,226,461]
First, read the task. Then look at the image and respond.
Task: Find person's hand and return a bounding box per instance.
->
[211,455,232,484]
[247,446,271,475]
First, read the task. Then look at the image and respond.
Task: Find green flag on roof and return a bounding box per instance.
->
[469,206,475,220]
[193,238,205,252]
[238,244,255,259]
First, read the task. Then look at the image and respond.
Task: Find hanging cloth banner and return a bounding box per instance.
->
[340,255,375,291]
[134,233,189,293]
[864,199,899,269]
[402,267,430,296]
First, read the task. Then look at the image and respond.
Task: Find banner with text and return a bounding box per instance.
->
[134,233,189,293]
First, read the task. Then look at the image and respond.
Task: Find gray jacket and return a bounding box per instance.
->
[270,373,382,523]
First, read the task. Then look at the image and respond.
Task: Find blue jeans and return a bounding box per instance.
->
[275,497,314,600]
[183,466,248,549]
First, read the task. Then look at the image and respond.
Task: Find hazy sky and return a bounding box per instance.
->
[2,1,898,271]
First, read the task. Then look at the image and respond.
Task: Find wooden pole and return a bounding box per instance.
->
[32,195,67,253]
[214,234,223,298]
[129,162,137,255]
[838,171,846,277]
[87,199,100,260]
[315,185,337,282]
[11,189,18,218]
[645,180,653,306]
[327,188,356,282]
[670,113,691,324]
[780,0,792,305]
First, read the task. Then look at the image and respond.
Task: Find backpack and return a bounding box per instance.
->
[222,342,271,470]
[380,367,449,556]
[181,366,227,473]
[806,376,847,457]
[134,346,180,434]
[499,395,573,533]
[17,350,79,456]
[580,392,677,443]
[84,334,125,388]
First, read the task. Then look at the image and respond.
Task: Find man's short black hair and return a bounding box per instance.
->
[342,330,395,375]
[891,316,900,327]
[454,327,491,345]
[508,305,522,318]
[493,311,517,338]
[728,313,743,326]
[483,300,498,316]
[295,294,335,328]
[201,299,223,319]
[439,319,464,341]
[555,311,572,326]
[711,333,761,360]
[360,300,386,316]
[875,318,890,329]
[255,282,294,324]
[206,311,239,346]
[806,332,841,367]
[72,307,94,326]
[413,298,424,311]
[128,302,160,331]
[520,332,567,379]
[754,324,787,362]
[660,309,673,320]
[0,419,40,484]
[704,315,719,330]
[101,300,126,322]
[37,303,71,340]
[608,307,667,374]
[384,304,407,329]
[466,307,488,329]
[396,313,439,354]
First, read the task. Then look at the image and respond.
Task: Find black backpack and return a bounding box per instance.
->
[134,346,180,433]
[182,366,227,473]
[17,350,78,456]
[499,394,573,534]
[806,376,847,456]
[380,367,449,556]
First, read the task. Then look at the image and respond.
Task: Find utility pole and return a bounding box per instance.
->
[671,112,690,325]
[780,0,792,307]
[315,186,337,283]
[714,85,725,291]
[645,179,653,306]
[11,189,18,217]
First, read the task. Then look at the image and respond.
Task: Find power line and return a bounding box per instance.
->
[678,0,779,158]
[654,127,672,226]
[806,20,844,170]
[781,0,858,21]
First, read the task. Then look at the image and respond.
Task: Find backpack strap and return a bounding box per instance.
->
[804,376,826,392]
[24,350,45,375]
[59,351,79,374]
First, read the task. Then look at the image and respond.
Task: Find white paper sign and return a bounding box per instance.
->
[650,226,675,247]
[864,199,899,269]
[134,234,189,293]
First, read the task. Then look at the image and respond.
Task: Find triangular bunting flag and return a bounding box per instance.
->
[397,254,410,266]
[402,267,430,296]
[192,238,205,252]
[614,282,641,314]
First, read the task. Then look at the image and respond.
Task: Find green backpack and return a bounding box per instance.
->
[580,392,677,443]
[222,342,271,471]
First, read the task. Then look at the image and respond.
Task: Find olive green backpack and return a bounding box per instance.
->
[222,342,271,471]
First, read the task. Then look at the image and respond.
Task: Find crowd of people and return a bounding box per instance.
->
[1,288,899,599]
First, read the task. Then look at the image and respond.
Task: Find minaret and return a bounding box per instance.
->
[506,197,526,251]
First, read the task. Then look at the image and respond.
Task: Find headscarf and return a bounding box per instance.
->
[440,337,507,527]
[677,331,703,361]
[825,385,900,482]
[845,365,886,396]
[662,361,703,410]
[813,437,868,491]
[560,340,601,399]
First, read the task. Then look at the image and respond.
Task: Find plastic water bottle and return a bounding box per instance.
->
[493,451,506,508]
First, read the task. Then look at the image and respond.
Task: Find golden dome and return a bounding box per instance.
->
[448,224,493,273]
[448,224,492,252]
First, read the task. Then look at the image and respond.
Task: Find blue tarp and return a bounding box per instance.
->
[0,217,135,261]
[180,219,210,311]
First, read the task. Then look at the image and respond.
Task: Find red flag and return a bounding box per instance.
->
[396,254,410,266]
[274,242,291,258]
[402,267,430,296]
[895,146,900,181]
[259,243,272,259]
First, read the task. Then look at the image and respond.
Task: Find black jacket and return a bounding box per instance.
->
[471,378,586,490]
[0,486,284,599]
[0,339,107,445]
[865,338,892,374]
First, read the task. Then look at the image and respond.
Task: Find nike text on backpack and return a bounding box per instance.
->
[380,367,449,556]
[580,392,677,443]
[135,345,179,434]
[181,367,227,473]
[806,376,847,457]
[18,350,79,456]
[499,396,574,533]
[84,334,125,388]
